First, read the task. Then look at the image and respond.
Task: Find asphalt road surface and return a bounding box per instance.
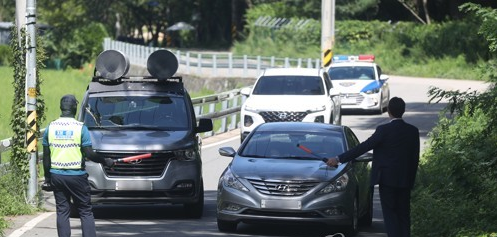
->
[6,76,489,237]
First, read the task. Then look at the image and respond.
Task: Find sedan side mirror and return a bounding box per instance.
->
[219,147,236,157]
[354,152,373,162]
[380,74,389,81]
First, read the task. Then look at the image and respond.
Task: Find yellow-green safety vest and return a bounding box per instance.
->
[48,117,84,169]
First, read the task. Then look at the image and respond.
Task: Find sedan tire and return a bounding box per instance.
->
[217,219,238,232]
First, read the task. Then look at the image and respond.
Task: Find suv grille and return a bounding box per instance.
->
[97,152,173,177]
[259,111,307,122]
[248,179,320,196]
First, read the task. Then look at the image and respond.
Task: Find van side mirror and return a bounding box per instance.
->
[196,118,213,133]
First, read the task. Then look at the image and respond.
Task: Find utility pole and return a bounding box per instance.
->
[15,0,26,46]
[321,0,335,67]
[25,0,38,205]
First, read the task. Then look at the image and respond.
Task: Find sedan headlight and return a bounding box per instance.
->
[221,168,249,192]
[364,88,380,94]
[318,173,349,194]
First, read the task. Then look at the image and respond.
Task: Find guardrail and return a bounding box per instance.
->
[0,88,248,163]
[103,38,321,78]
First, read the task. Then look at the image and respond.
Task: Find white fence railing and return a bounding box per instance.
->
[103,38,321,78]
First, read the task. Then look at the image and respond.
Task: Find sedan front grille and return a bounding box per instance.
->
[97,152,173,177]
[259,111,307,122]
[248,179,320,196]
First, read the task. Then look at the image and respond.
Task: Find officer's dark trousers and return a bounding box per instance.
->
[52,173,97,237]
[379,185,411,237]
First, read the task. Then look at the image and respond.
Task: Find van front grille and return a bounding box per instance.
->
[97,152,173,177]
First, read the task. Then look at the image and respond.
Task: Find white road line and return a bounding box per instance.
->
[8,212,55,237]
[203,135,240,149]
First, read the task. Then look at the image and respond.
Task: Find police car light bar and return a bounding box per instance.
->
[332,55,375,63]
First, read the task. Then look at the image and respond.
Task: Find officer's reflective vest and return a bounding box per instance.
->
[48,117,83,169]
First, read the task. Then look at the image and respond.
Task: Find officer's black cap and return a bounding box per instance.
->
[60,94,79,111]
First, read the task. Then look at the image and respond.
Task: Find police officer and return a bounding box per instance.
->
[42,94,114,237]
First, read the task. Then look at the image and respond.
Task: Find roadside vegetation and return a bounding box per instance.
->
[410,4,497,237]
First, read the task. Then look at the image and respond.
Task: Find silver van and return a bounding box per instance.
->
[77,50,212,218]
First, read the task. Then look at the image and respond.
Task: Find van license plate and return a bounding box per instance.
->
[261,200,301,210]
[116,181,153,191]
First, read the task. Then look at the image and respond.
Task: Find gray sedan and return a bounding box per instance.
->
[216,122,373,236]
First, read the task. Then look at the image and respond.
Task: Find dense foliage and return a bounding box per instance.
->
[235,5,489,79]
[411,4,497,236]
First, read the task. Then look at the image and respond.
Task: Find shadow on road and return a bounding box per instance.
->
[90,190,385,237]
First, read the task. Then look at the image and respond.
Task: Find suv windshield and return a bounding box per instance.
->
[252,76,324,95]
[83,95,189,130]
[328,66,375,80]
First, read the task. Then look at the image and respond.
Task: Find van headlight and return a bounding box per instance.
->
[221,168,249,192]
[174,148,197,161]
[318,173,349,194]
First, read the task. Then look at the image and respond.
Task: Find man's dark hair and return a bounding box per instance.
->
[388,97,405,118]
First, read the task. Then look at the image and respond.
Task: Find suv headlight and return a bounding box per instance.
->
[364,88,380,94]
[221,168,249,192]
[244,105,258,113]
[307,105,326,113]
[318,173,349,194]
[174,148,197,161]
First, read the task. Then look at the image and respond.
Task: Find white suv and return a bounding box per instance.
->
[240,68,341,141]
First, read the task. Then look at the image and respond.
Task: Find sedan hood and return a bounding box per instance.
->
[245,95,328,111]
[89,130,193,151]
[231,157,342,181]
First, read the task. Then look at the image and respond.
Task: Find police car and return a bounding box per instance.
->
[327,55,390,114]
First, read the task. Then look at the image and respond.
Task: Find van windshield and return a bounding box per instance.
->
[83,95,189,131]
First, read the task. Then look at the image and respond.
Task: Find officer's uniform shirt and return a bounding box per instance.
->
[42,117,92,176]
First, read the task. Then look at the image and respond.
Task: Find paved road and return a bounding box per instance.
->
[5,76,489,237]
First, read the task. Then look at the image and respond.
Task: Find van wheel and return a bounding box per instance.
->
[184,181,204,218]
[217,219,237,232]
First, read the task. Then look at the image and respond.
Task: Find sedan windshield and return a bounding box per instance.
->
[83,95,189,131]
[240,131,345,159]
[328,66,375,80]
[252,76,324,95]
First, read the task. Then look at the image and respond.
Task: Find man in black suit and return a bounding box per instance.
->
[327,97,420,237]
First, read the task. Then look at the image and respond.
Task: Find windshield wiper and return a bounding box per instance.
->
[85,106,101,126]
[114,124,171,131]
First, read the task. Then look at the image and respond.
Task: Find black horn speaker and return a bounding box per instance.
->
[95,50,130,80]
[147,49,179,79]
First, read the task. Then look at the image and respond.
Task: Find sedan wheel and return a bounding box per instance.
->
[343,196,359,236]
[217,219,238,232]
